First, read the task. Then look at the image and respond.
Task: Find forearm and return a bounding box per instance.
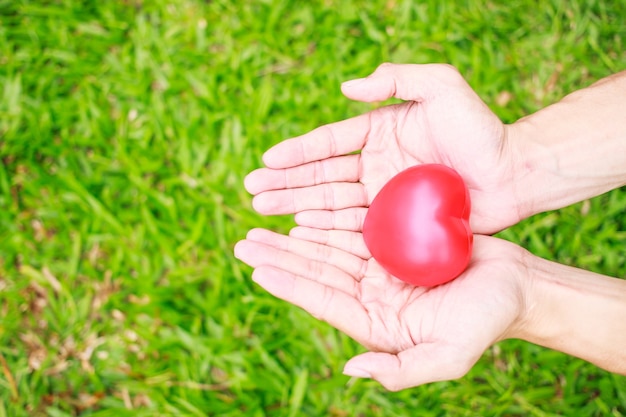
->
[515,254,626,374]
[509,71,626,219]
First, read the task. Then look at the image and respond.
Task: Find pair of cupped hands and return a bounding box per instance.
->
[234,63,536,391]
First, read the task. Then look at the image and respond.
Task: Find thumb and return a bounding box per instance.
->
[343,343,477,391]
[340,62,467,103]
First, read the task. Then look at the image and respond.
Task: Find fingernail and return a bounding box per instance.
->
[341,78,367,88]
[343,365,372,379]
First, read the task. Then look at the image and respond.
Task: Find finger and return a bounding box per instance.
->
[294,208,368,232]
[343,343,477,391]
[289,227,371,260]
[244,154,361,195]
[262,113,371,169]
[245,228,367,279]
[341,63,466,103]
[234,238,359,295]
[252,182,368,215]
[251,266,370,343]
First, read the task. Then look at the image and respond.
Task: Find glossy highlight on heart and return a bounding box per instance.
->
[362,164,473,287]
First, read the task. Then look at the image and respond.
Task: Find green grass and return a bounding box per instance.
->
[1,0,626,415]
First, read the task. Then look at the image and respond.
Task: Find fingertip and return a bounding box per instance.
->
[295,210,331,229]
[340,77,367,90]
[251,266,293,295]
[233,240,244,259]
[233,239,251,261]
[344,351,407,391]
[243,170,261,195]
[250,266,266,284]
[261,148,278,168]
[262,143,299,169]
[233,234,270,263]
[251,266,273,288]
[251,194,270,215]
[245,227,266,240]
[343,353,380,380]
[289,226,325,244]
[288,225,306,238]
[342,364,372,379]
[252,192,291,216]
[293,211,311,226]
[340,71,394,103]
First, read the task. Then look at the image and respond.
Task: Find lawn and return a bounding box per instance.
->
[1,0,626,415]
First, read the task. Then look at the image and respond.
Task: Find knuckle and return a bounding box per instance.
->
[432,64,464,85]
[323,184,336,210]
[440,63,460,74]
[321,125,337,157]
[314,160,326,184]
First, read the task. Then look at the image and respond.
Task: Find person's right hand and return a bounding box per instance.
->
[234,228,530,390]
[245,63,524,235]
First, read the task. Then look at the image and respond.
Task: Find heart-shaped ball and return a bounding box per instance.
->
[362,164,473,287]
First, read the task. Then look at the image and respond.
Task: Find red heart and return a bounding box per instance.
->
[362,164,473,286]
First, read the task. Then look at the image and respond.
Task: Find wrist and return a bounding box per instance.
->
[506,73,626,220]
[499,122,542,224]
[510,252,626,374]
[505,119,563,221]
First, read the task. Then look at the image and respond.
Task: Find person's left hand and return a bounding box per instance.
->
[234,228,530,391]
[243,64,523,235]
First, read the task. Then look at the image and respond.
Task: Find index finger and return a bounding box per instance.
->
[262,113,371,169]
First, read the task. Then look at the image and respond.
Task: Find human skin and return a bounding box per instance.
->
[510,69,626,218]
[234,229,626,391]
[244,64,626,235]
[246,63,518,235]
[236,64,626,389]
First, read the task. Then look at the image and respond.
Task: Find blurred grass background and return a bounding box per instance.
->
[1,0,626,415]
